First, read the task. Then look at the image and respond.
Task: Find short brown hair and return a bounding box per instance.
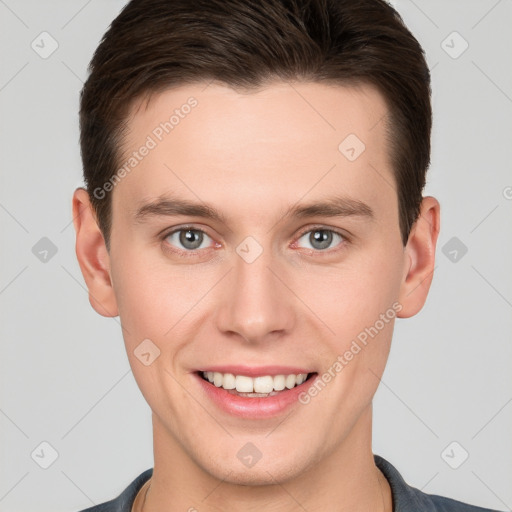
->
[79,0,432,250]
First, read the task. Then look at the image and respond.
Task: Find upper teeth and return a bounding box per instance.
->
[203,371,309,393]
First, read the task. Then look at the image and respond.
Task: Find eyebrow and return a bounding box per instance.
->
[133,194,374,224]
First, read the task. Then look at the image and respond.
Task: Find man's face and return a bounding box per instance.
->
[106,81,407,483]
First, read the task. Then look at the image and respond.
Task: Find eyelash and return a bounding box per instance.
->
[294,225,348,254]
[160,225,349,258]
[160,225,218,259]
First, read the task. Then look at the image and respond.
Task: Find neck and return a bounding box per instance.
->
[144,405,392,512]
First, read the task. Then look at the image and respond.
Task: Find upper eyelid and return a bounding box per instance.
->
[160,224,211,238]
[296,225,347,238]
[163,226,215,244]
[163,224,346,237]
[162,224,348,249]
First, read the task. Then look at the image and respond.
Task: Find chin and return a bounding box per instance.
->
[216,465,295,486]
[201,451,307,487]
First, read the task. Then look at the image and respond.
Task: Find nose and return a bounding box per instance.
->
[215,242,296,345]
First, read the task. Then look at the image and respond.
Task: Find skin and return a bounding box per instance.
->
[72,81,440,512]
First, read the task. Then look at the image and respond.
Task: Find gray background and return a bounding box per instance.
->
[0,1,511,511]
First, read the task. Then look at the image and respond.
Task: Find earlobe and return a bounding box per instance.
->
[397,196,441,318]
[72,187,119,318]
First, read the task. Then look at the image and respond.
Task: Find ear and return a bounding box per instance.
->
[397,196,441,318]
[72,187,118,317]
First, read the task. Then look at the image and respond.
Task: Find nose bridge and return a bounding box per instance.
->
[216,236,294,342]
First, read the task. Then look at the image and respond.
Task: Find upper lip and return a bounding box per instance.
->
[196,365,315,377]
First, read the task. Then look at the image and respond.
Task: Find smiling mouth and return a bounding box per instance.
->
[197,371,316,397]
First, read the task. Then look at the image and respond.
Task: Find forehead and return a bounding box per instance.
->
[114,81,394,224]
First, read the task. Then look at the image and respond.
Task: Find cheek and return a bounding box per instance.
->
[303,260,401,414]
[305,250,403,340]
[109,248,219,364]
[109,251,195,408]
[110,246,181,325]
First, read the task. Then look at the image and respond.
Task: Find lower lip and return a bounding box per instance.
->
[194,372,318,419]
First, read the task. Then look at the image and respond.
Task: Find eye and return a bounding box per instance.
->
[295,227,346,252]
[163,227,214,251]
